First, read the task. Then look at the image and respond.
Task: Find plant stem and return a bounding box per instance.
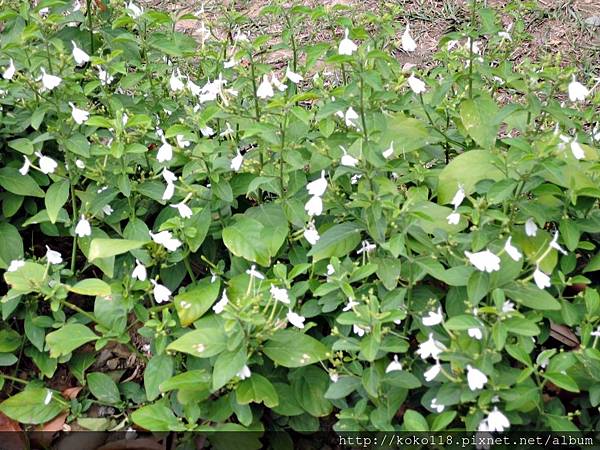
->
[0,373,28,385]
[69,181,78,273]
[359,74,369,143]
[86,0,95,54]
[58,298,97,323]
[183,255,197,283]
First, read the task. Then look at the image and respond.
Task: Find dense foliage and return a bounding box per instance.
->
[1,0,600,443]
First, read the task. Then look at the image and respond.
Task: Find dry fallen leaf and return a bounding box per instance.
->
[0,411,26,450]
[62,386,83,400]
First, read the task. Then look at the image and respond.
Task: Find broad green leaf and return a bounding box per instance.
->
[8,138,34,155]
[236,374,279,408]
[88,238,148,260]
[263,330,329,368]
[144,354,174,401]
[324,376,361,399]
[212,347,247,391]
[0,329,21,352]
[69,279,111,297]
[459,95,500,149]
[4,262,46,294]
[543,372,579,393]
[166,317,227,358]
[431,411,458,432]
[292,366,332,417]
[87,372,121,404]
[307,222,362,262]
[45,180,70,224]
[46,324,99,358]
[160,370,211,393]
[381,113,441,155]
[131,403,187,431]
[503,283,561,310]
[0,222,24,270]
[0,168,45,197]
[403,409,429,431]
[444,315,482,331]
[0,387,64,424]
[384,371,422,389]
[186,206,211,252]
[504,317,540,336]
[222,217,271,266]
[174,277,221,327]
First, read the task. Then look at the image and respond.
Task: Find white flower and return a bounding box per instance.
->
[285,67,303,84]
[417,333,446,360]
[7,260,25,272]
[382,141,394,159]
[446,212,460,225]
[176,135,190,148]
[200,125,214,137]
[356,240,376,255]
[571,139,585,160]
[485,407,510,432]
[401,22,417,52]
[126,1,143,18]
[101,204,113,216]
[157,139,173,163]
[525,218,538,237]
[498,31,512,41]
[327,264,335,276]
[568,77,589,102]
[149,230,182,252]
[237,365,251,380]
[504,236,522,261]
[75,215,92,237]
[75,159,86,169]
[451,185,465,210]
[464,249,501,273]
[256,75,274,99]
[430,398,445,413]
[303,221,320,245]
[132,259,147,281]
[69,102,89,124]
[44,390,53,405]
[385,355,403,373]
[35,152,58,174]
[502,301,515,313]
[306,170,327,197]
[39,68,61,91]
[424,361,441,382]
[343,298,359,311]
[19,156,30,175]
[533,265,551,289]
[329,371,339,383]
[466,364,488,391]
[344,107,359,128]
[171,202,192,219]
[169,69,185,92]
[550,231,568,255]
[150,279,171,303]
[422,307,443,326]
[271,73,287,92]
[162,182,175,201]
[224,57,237,69]
[446,39,459,51]
[270,284,289,304]
[287,310,306,329]
[220,122,235,138]
[213,291,228,314]
[468,327,483,340]
[353,324,367,337]
[591,326,600,338]
[187,78,201,96]
[340,146,358,167]
[338,28,357,55]
[45,246,63,265]
[71,41,89,65]
[162,168,177,184]
[230,150,243,172]
[305,195,323,216]
[466,38,481,55]
[97,66,113,85]
[246,265,265,280]
[407,74,426,94]
[3,58,15,80]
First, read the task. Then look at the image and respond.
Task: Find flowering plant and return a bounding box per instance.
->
[1,0,600,441]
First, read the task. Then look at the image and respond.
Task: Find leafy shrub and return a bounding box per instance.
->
[1,0,600,441]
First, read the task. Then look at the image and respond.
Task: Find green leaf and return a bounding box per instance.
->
[166,317,227,358]
[4,262,46,294]
[0,329,21,352]
[160,370,211,393]
[8,138,34,155]
[263,330,329,368]
[467,271,489,304]
[222,217,272,266]
[87,372,121,404]
[0,387,64,424]
[88,238,148,260]
[459,95,500,149]
[504,317,540,336]
[543,372,580,393]
[503,283,561,310]
[437,150,504,204]
[186,206,211,252]
[0,168,45,197]
[324,376,361,399]
[236,374,279,408]
[384,371,422,389]
[144,354,174,401]
[431,411,457,431]
[381,113,441,155]
[69,279,111,297]
[307,222,362,262]
[46,324,99,358]
[0,222,24,270]
[174,277,221,327]
[292,366,332,417]
[131,403,187,431]
[212,347,247,391]
[45,180,70,224]
[403,409,429,431]
[444,315,482,330]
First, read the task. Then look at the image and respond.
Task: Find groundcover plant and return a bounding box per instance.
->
[1,0,600,445]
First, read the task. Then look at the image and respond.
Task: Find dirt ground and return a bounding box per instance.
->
[138,0,600,72]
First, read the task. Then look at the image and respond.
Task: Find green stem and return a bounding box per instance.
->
[58,298,97,323]
[86,0,95,54]
[0,373,28,385]
[183,255,197,283]
[69,181,78,273]
[359,74,369,143]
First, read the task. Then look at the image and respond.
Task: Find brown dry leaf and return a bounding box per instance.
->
[0,412,26,450]
[62,386,83,400]
[98,438,164,450]
[32,412,68,447]
[549,321,580,348]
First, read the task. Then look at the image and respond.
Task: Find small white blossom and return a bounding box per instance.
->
[424,361,441,382]
[247,265,265,281]
[451,185,465,210]
[533,265,551,289]
[45,246,63,265]
[446,212,460,225]
[304,195,323,216]
[344,107,359,128]
[466,365,488,391]
[256,75,274,99]
[75,159,86,169]
[156,138,173,163]
[230,150,243,172]
[468,327,483,340]
[97,66,113,85]
[327,264,336,276]
[75,215,92,237]
[169,69,185,92]
[213,291,229,314]
[416,333,446,360]
[382,141,394,159]
[407,74,426,94]
[176,134,190,148]
[39,68,62,91]
[340,146,358,167]
[71,41,89,65]
[385,355,403,373]
[285,67,303,84]
[502,301,515,313]
[3,58,15,80]
[287,310,306,329]
[465,249,501,273]
[571,139,585,160]
[7,260,25,272]
[401,22,417,52]
[149,230,182,252]
[306,170,327,197]
[504,236,522,261]
[343,298,359,311]
[568,77,589,102]
[35,152,57,174]
[150,279,171,303]
[422,307,443,327]
[329,371,339,383]
[162,182,175,201]
[356,240,376,255]
[162,168,177,184]
[338,28,357,55]
[485,407,510,432]
[237,365,251,380]
[270,284,289,304]
[69,102,89,124]
[19,156,30,175]
[271,73,287,92]
[353,324,367,337]
[126,1,143,19]
[430,398,445,413]
[550,231,567,255]
[220,122,235,138]
[303,221,320,245]
[525,218,538,237]
[132,259,147,281]
[171,202,192,219]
